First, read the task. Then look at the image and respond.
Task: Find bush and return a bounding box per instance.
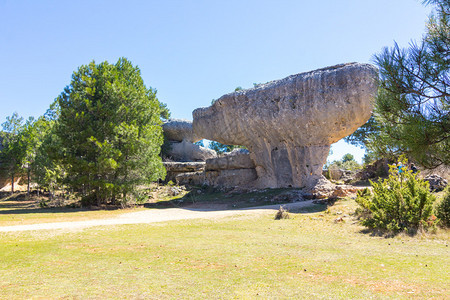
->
[435,187,450,227]
[274,206,290,220]
[355,157,436,233]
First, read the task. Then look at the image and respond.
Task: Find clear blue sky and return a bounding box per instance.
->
[0,0,432,163]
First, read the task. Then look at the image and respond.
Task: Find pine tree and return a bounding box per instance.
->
[345,0,449,167]
[356,157,436,233]
[30,104,64,198]
[0,112,25,193]
[56,58,166,206]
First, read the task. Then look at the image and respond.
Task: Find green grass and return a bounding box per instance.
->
[0,198,448,299]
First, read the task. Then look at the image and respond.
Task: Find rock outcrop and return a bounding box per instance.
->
[204,151,257,187]
[193,63,378,189]
[163,162,205,182]
[162,119,216,162]
[168,140,216,162]
[162,119,199,143]
[175,151,258,188]
[205,149,255,171]
[424,174,448,192]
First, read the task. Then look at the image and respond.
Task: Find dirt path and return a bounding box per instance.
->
[0,201,317,232]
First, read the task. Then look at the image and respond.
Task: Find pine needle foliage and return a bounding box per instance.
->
[346,0,449,167]
[435,186,450,227]
[356,157,436,233]
[56,58,166,206]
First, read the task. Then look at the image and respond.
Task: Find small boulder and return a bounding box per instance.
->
[424,174,448,192]
[168,140,217,162]
[305,177,360,199]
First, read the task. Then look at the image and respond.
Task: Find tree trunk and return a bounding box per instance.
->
[27,167,30,196]
[11,174,14,194]
[49,183,53,202]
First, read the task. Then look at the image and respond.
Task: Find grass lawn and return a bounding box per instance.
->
[0,198,448,299]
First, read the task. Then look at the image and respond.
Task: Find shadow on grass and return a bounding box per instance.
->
[358,226,429,238]
[1,188,329,216]
[144,188,290,209]
[0,192,121,215]
[144,188,329,215]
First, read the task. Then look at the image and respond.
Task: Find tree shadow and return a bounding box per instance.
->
[1,188,330,216]
[358,227,426,238]
[0,192,120,215]
[144,188,330,214]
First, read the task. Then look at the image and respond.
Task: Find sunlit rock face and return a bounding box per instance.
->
[193,63,378,188]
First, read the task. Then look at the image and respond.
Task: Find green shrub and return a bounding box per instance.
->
[274,206,290,220]
[355,157,436,233]
[435,187,450,227]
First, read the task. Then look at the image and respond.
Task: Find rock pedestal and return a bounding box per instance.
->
[193,63,378,188]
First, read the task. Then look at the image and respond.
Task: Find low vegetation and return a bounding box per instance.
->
[436,186,450,227]
[274,205,290,220]
[355,157,437,234]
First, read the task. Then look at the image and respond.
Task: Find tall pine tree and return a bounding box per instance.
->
[0,112,25,193]
[57,58,166,205]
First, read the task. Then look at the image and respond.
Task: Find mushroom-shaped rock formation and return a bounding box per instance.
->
[193,63,378,188]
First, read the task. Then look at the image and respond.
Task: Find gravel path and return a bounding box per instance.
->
[0,201,316,232]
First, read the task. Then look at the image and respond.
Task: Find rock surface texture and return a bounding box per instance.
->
[162,119,216,162]
[424,174,448,192]
[163,162,206,182]
[162,119,200,143]
[168,140,216,162]
[193,63,378,188]
[204,151,257,187]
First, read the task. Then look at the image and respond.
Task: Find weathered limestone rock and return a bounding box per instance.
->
[203,151,257,188]
[162,119,216,162]
[193,63,378,188]
[173,151,258,188]
[324,168,355,183]
[168,140,217,162]
[305,177,362,199]
[205,169,257,187]
[163,162,205,182]
[424,174,448,192]
[0,177,21,191]
[176,171,206,186]
[164,162,205,173]
[162,119,200,143]
[206,151,255,171]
